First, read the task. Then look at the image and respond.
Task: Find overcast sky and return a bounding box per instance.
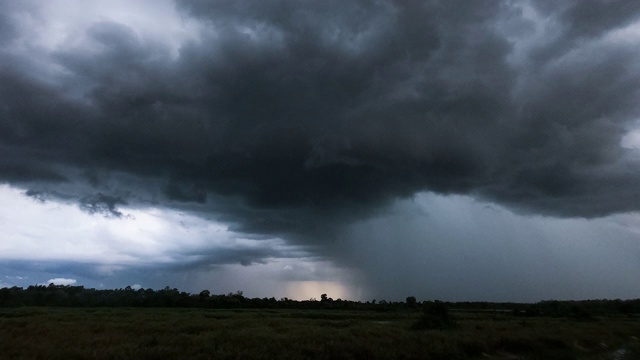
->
[1,0,640,302]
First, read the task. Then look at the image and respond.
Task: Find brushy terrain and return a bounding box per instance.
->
[0,307,638,359]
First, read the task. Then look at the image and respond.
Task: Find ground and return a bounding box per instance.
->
[0,307,638,359]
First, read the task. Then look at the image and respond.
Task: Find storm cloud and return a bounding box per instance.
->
[1,0,640,298]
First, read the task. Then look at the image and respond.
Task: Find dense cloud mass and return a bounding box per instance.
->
[1,1,640,293]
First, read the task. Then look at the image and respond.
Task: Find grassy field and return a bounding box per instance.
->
[0,307,638,359]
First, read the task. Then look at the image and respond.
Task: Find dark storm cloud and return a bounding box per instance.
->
[177,246,294,268]
[24,189,47,202]
[561,0,640,37]
[2,0,640,244]
[0,12,16,45]
[79,193,128,218]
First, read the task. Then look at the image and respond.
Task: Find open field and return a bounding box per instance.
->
[0,307,638,359]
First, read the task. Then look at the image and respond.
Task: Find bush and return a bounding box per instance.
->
[412,301,456,330]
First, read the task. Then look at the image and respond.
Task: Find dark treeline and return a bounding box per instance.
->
[1,285,639,317]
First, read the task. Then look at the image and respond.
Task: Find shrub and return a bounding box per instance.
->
[412,301,456,330]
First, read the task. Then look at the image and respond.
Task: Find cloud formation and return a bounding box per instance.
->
[46,278,77,286]
[79,193,128,218]
[1,1,640,298]
[0,185,300,269]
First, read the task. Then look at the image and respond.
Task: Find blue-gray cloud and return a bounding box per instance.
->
[1,1,640,284]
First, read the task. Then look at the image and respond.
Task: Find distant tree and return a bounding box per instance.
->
[406,296,417,308]
[320,294,328,303]
[412,301,456,330]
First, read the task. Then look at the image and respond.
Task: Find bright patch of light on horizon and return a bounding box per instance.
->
[283,281,352,301]
[285,281,353,301]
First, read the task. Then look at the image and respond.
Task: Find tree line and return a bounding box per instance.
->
[0,284,639,317]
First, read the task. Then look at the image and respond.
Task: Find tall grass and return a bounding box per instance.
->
[0,307,638,359]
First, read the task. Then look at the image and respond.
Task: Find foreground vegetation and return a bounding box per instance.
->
[1,306,639,359]
[1,286,639,359]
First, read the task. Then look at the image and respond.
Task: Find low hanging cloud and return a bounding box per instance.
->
[46,278,77,286]
[1,0,640,268]
[79,193,128,218]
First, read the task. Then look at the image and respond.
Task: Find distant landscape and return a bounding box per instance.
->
[1,285,639,359]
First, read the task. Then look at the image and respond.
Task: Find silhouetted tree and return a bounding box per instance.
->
[406,296,417,308]
[413,301,456,330]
